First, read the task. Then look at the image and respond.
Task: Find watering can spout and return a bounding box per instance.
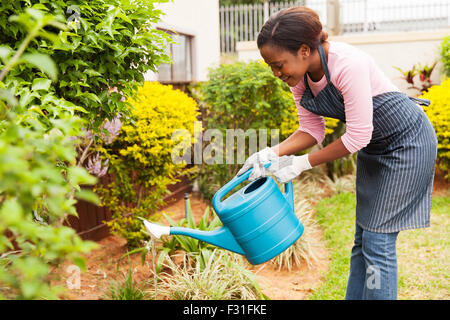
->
[142,219,245,256]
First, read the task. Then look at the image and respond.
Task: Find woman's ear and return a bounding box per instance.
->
[297,44,311,59]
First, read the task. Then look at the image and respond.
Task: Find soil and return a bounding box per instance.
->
[50,192,330,300]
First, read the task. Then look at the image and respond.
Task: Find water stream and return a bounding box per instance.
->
[146,237,158,299]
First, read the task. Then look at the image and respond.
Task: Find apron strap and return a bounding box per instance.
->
[408,96,431,107]
[317,44,331,83]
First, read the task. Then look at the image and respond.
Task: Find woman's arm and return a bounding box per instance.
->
[271,129,351,167]
[271,129,317,156]
[308,137,350,167]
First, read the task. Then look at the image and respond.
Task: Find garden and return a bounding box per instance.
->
[0,1,449,300]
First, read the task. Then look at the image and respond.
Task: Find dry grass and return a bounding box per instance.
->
[147,249,266,300]
[270,199,321,271]
[322,174,356,195]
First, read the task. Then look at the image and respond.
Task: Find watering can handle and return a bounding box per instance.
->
[212,162,294,212]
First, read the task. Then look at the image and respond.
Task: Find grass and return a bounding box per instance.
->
[396,196,450,299]
[308,192,450,300]
[104,268,146,300]
[308,192,356,300]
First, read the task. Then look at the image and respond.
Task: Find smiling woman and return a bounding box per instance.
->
[257,6,327,86]
[237,5,439,300]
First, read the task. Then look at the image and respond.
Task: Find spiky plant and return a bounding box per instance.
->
[322,174,356,196]
[149,249,267,300]
[104,268,146,300]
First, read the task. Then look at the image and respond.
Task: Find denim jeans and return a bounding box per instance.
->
[345,223,400,300]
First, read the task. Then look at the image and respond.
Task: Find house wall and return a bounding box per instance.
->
[144,0,221,82]
[236,30,449,95]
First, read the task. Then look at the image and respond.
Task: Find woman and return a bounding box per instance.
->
[237,7,437,300]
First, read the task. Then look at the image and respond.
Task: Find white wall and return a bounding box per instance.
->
[236,30,449,95]
[144,0,221,82]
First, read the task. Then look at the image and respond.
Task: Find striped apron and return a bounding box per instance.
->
[300,44,438,233]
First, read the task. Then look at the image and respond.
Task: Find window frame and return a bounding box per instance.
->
[157,28,195,84]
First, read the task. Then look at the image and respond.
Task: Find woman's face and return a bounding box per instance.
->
[259,44,311,87]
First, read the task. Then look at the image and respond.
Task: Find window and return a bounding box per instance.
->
[158,31,193,83]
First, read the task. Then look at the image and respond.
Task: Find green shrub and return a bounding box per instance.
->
[196,60,355,201]
[419,78,450,179]
[440,36,450,77]
[195,61,297,200]
[0,0,172,130]
[0,0,171,299]
[96,82,199,248]
[0,8,98,300]
[321,120,357,178]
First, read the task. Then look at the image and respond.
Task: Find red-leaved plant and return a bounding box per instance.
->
[394,61,438,93]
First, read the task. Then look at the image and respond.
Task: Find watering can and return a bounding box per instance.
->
[142,163,304,265]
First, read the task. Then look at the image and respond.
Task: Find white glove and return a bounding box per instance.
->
[267,154,312,183]
[237,147,279,181]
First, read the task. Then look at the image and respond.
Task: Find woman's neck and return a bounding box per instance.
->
[307,42,328,82]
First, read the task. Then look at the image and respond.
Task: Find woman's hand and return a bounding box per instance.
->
[267,154,312,183]
[237,147,279,181]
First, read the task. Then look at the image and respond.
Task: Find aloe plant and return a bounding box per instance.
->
[123,198,224,274]
[156,199,224,272]
[150,249,268,300]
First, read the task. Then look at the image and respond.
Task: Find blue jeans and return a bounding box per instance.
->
[345,223,399,300]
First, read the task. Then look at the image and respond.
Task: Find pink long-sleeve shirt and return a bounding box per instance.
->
[289,41,399,153]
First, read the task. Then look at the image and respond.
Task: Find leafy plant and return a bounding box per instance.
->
[0,0,172,300]
[1,0,172,127]
[0,7,99,300]
[195,61,297,201]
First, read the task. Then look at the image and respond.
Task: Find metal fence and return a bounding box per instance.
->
[220,0,450,53]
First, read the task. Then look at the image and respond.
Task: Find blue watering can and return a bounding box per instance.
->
[142,164,304,265]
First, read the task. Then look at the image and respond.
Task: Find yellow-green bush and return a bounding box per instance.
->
[96,82,199,248]
[420,78,450,178]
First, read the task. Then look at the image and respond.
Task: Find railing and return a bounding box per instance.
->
[220,0,450,53]
[220,1,307,54]
[340,0,450,33]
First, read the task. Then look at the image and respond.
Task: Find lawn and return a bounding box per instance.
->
[309,192,450,300]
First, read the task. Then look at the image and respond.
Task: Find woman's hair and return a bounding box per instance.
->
[257,6,328,55]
